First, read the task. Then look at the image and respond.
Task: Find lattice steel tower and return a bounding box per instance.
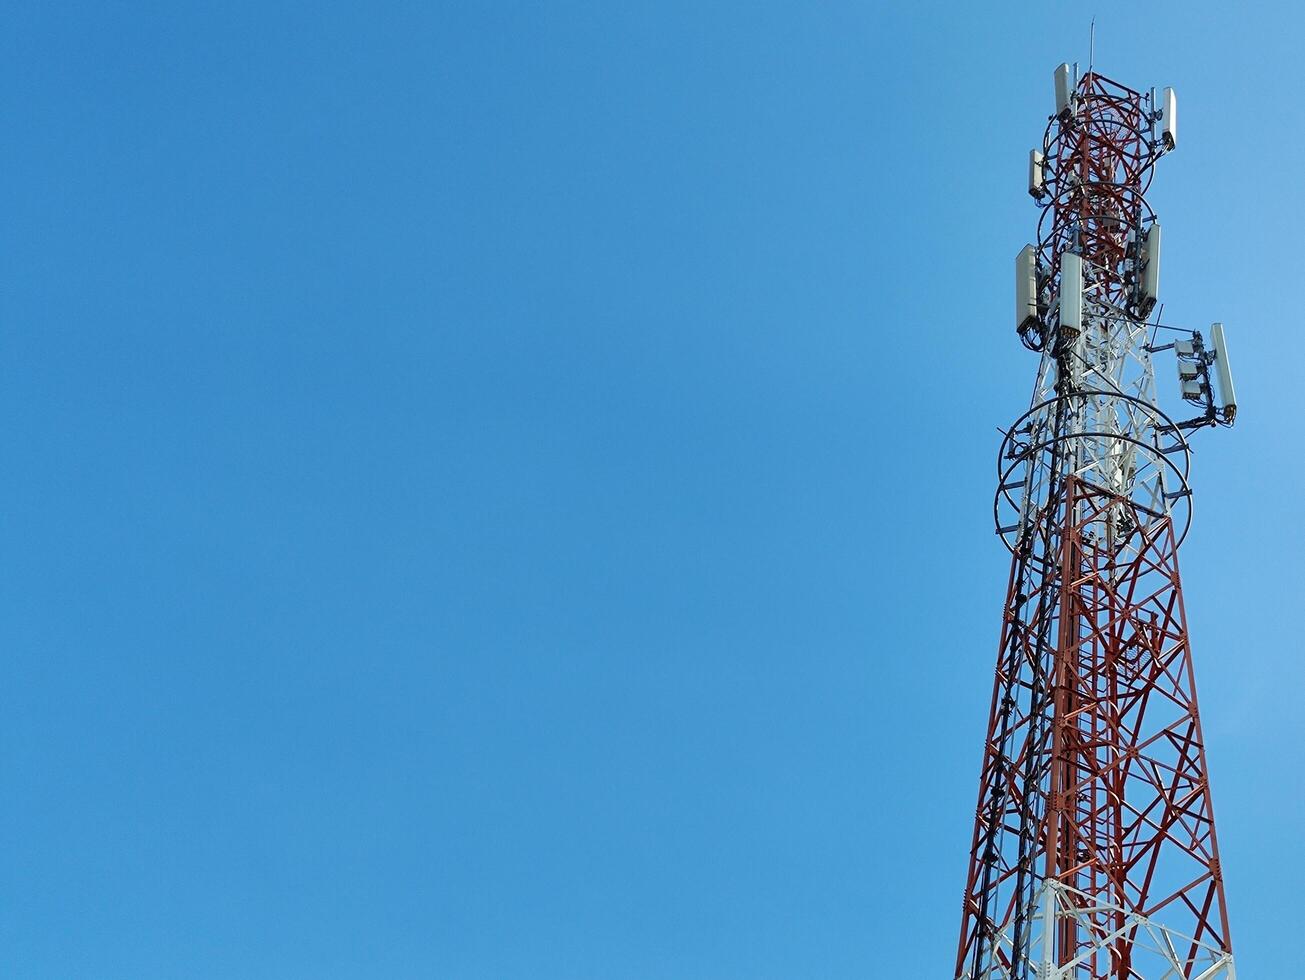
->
[954,65,1240,979]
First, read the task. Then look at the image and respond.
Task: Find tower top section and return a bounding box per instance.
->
[1019,67,1174,356]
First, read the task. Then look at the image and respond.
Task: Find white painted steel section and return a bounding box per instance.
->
[960,881,1237,980]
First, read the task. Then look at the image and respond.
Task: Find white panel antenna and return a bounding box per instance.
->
[1140,223,1161,315]
[1016,245,1039,332]
[1054,64,1074,119]
[1059,252,1083,335]
[1209,322,1237,422]
[1160,87,1177,150]
[1028,149,1046,198]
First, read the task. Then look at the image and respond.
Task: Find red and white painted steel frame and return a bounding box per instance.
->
[955,70,1236,980]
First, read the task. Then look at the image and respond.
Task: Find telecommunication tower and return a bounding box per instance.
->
[954,65,1240,979]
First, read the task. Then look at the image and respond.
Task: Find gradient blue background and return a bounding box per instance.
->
[1,2,1293,977]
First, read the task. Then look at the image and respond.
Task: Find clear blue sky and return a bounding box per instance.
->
[1,2,1295,977]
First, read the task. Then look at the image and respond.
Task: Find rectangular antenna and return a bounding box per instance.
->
[1140,224,1161,315]
[1028,149,1045,198]
[1060,252,1083,335]
[1015,245,1039,332]
[1210,322,1237,422]
[1054,64,1073,119]
[1160,88,1178,149]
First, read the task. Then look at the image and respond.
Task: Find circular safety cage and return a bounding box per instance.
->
[994,389,1192,569]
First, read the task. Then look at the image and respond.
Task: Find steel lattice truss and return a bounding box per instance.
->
[954,70,1235,979]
